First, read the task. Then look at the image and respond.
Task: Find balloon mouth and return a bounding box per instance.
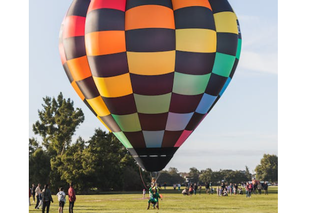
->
[128,147,178,172]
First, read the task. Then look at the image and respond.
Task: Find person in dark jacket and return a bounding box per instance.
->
[263,182,269,195]
[194,183,198,195]
[42,184,53,213]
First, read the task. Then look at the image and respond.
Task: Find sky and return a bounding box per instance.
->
[28,0,278,173]
[2,0,320,212]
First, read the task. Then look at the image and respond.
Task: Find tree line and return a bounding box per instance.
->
[29,93,277,193]
[158,154,278,186]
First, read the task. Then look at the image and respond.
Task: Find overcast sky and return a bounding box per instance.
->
[28,0,278,173]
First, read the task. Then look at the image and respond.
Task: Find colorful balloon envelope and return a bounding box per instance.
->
[59,0,242,172]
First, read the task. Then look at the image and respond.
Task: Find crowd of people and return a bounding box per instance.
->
[29,182,76,213]
[217,180,269,197]
[31,179,270,211]
[178,179,269,197]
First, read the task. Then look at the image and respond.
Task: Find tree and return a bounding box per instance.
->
[83,129,126,191]
[245,166,252,181]
[255,154,278,182]
[168,167,179,176]
[122,167,144,190]
[158,168,184,185]
[189,167,200,183]
[199,168,213,184]
[211,171,224,184]
[51,137,90,192]
[32,92,84,156]
[29,137,40,156]
[29,148,51,185]
[30,93,144,192]
[223,170,248,183]
[168,167,184,184]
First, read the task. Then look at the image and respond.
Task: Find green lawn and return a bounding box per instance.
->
[29,186,277,213]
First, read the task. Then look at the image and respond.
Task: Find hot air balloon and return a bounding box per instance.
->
[59,0,242,172]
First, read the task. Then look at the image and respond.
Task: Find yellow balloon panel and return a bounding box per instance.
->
[93,73,133,98]
[213,12,238,34]
[86,96,111,116]
[176,29,217,53]
[127,51,175,75]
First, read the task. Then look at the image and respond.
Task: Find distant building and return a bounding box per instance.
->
[179,172,190,183]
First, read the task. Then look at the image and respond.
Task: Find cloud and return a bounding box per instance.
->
[235,15,278,74]
[238,51,278,74]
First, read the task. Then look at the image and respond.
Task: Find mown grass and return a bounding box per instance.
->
[29,186,277,213]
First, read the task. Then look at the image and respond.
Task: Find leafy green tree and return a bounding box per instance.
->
[158,171,173,185]
[199,168,213,184]
[122,166,144,190]
[223,170,248,183]
[167,167,179,176]
[32,92,84,156]
[255,154,278,182]
[211,171,224,184]
[51,137,90,192]
[245,166,252,181]
[189,167,200,183]
[158,168,184,185]
[83,129,126,191]
[168,167,184,184]
[29,137,40,156]
[29,148,51,185]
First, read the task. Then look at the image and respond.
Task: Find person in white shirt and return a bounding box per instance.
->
[34,183,42,209]
[57,187,66,213]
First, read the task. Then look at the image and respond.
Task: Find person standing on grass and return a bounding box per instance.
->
[227,184,231,195]
[249,182,253,196]
[245,182,251,198]
[38,190,43,209]
[194,183,198,195]
[221,182,226,193]
[253,179,258,194]
[31,183,36,203]
[257,182,262,195]
[35,183,42,209]
[29,187,31,206]
[263,181,269,195]
[205,182,209,194]
[147,188,160,210]
[68,182,76,213]
[234,183,238,195]
[42,184,54,213]
[57,187,66,213]
[198,184,202,195]
[143,188,146,199]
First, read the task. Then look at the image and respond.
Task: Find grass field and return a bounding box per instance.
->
[29,186,278,213]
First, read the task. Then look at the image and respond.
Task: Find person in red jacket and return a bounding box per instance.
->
[68,182,76,213]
